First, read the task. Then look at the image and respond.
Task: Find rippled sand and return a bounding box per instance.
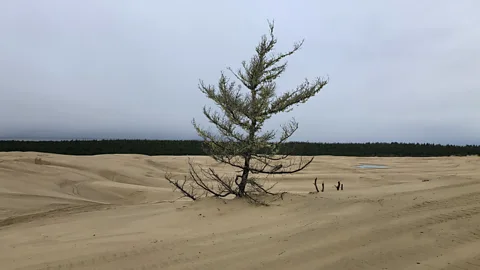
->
[1,152,479,269]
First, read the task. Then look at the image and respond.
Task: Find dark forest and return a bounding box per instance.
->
[0,140,478,157]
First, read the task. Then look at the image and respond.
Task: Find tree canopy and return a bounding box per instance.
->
[167,21,328,202]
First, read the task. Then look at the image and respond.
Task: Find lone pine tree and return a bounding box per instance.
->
[166,21,328,202]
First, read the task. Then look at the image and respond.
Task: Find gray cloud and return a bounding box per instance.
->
[0,0,479,145]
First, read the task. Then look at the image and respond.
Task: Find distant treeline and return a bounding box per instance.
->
[0,140,479,157]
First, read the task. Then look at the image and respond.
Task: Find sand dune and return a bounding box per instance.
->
[1,152,479,269]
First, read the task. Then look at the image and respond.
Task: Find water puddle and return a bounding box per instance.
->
[356,164,389,169]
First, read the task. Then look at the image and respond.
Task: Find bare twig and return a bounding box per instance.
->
[313,177,319,193]
[165,173,199,201]
[335,181,341,191]
[187,158,235,198]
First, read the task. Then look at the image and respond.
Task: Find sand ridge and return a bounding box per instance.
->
[0,152,479,269]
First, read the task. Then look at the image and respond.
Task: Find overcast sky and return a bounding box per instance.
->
[0,1,478,145]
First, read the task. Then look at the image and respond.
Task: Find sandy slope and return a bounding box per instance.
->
[0,152,479,270]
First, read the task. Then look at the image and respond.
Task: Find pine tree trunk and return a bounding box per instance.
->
[238,116,256,197]
[238,155,251,196]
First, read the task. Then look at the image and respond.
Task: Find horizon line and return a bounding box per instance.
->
[0,138,478,147]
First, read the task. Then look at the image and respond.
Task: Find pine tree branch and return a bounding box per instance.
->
[267,77,328,116]
[249,155,314,175]
[212,155,247,171]
[201,107,246,142]
[198,75,251,129]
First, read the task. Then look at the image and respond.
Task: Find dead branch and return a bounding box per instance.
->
[335,181,342,191]
[164,156,289,206]
[247,178,277,195]
[210,153,314,178]
[187,158,236,198]
[165,173,199,201]
[313,178,325,193]
[249,155,314,175]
